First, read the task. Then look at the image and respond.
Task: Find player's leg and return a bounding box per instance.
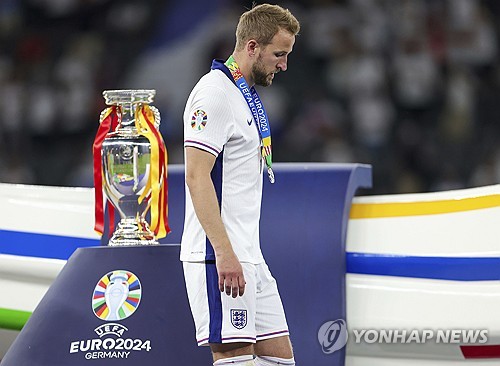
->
[254,335,293,358]
[254,337,294,365]
[207,262,258,364]
[211,342,254,365]
[213,355,254,365]
[254,355,295,365]
[254,263,295,365]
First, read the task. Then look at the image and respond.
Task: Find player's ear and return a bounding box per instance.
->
[246,40,259,57]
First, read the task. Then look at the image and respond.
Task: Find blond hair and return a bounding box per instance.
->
[235,4,300,51]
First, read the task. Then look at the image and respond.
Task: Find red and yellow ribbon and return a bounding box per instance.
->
[93,106,118,236]
[135,104,170,238]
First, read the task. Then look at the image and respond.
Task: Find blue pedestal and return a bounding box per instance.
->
[1,246,211,365]
[260,163,371,365]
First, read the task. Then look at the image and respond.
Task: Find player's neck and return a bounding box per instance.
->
[232,52,254,87]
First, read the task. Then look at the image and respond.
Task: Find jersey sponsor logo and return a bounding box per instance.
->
[191,109,208,131]
[230,309,248,329]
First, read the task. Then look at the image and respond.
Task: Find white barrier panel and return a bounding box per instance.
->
[0,254,66,312]
[347,185,500,257]
[0,183,98,239]
[0,183,100,359]
[346,185,500,364]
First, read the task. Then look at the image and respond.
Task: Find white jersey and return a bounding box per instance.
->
[181,65,265,264]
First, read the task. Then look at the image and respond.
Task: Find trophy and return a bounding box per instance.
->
[92,89,170,246]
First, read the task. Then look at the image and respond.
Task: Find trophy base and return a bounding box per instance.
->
[108,218,159,246]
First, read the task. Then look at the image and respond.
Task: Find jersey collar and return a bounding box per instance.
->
[211,59,235,84]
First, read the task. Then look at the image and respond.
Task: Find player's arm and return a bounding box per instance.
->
[185,146,246,298]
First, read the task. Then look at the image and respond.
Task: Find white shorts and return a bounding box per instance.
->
[183,261,289,346]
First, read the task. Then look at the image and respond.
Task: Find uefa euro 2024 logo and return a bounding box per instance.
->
[92,270,142,321]
[68,270,149,360]
[318,319,349,354]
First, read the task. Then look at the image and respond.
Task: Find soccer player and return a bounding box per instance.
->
[181,4,300,365]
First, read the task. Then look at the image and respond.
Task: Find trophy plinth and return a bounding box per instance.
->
[94,89,169,246]
[108,218,157,246]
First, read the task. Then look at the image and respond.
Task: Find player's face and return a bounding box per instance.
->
[252,29,295,87]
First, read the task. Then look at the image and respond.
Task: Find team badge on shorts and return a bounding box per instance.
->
[191,109,207,131]
[230,309,247,329]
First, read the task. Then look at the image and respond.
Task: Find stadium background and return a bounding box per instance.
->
[0,0,499,194]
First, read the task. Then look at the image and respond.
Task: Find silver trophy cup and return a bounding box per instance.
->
[100,89,162,246]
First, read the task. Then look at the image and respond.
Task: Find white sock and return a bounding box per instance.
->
[213,354,254,365]
[254,355,295,365]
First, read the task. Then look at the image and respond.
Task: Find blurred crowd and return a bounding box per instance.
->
[0,0,499,194]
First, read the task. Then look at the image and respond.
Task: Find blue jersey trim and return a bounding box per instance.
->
[205,150,223,261]
[206,261,223,343]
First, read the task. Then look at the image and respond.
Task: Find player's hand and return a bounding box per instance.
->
[216,250,246,298]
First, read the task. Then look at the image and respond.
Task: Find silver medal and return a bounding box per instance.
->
[268,167,275,184]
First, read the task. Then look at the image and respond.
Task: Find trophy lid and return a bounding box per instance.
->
[102,89,156,105]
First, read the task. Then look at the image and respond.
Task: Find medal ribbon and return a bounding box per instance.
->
[93,106,118,236]
[219,56,274,182]
[135,104,171,238]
